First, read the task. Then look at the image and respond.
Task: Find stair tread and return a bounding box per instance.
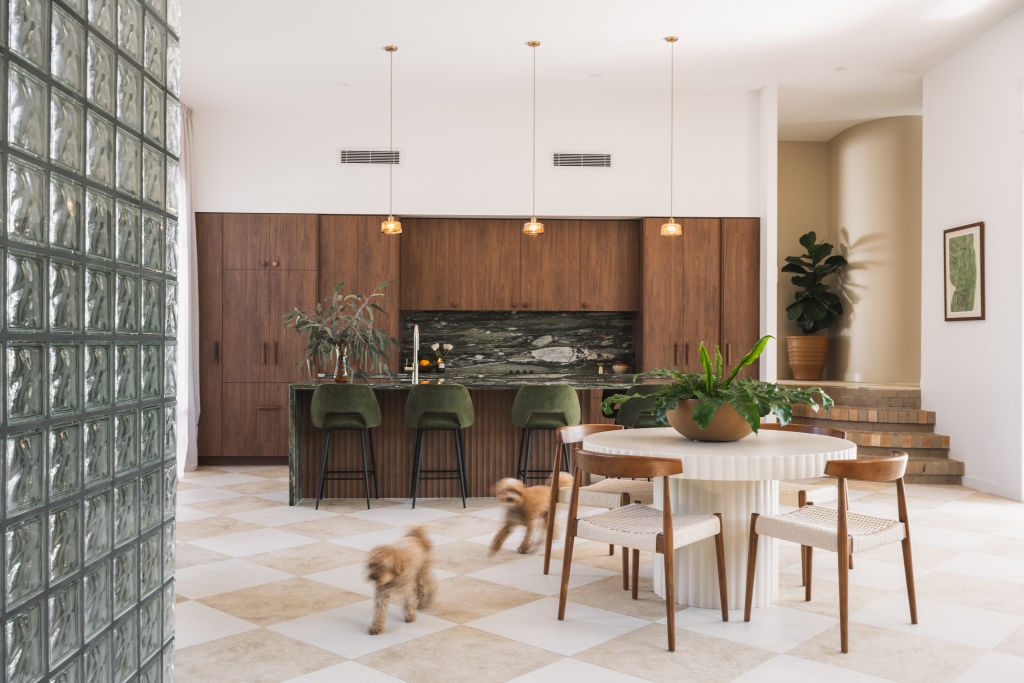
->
[793,404,935,424]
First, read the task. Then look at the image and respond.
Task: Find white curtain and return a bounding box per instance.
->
[178,104,200,473]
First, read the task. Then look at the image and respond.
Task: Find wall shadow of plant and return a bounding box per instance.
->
[833,227,888,332]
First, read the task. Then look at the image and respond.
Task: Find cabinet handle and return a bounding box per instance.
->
[273,342,278,364]
[272,260,279,268]
[581,302,589,309]
[261,260,268,267]
[521,303,529,309]
[674,343,679,365]
[451,302,457,309]
[256,405,281,411]
[213,341,219,364]
[262,343,267,364]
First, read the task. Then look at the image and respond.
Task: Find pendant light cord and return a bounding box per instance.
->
[669,38,674,220]
[388,48,394,217]
[531,44,537,219]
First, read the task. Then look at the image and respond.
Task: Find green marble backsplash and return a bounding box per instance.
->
[401,311,635,374]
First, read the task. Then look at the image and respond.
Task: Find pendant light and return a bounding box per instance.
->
[661,36,682,237]
[381,45,402,235]
[523,40,544,236]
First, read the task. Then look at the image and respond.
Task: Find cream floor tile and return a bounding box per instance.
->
[190,528,319,558]
[1000,521,1024,540]
[227,505,339,528]
[672,605,835,653]
[247,466,292,480]
[331,527,457,552]
[269,599,456,659]
[467,555,614,596]
[225,479,291,496]
[467,505,509,521]
[310,498,400,514]
[566,575,673,621]
[173,600,259,649]
[973,535,1024,558]
[936,551,1024,585]
[422,513,506,539]
[175,559,295,600]
[855,540,959,569]
[996,622,1024,657]
[732,654,892,682]
[305,562,456,598]
[417,496,502,512]
[187,472,268,488]
[175,542,232,570]
[355,625,561,683]
[346,504,458,526]
[178,487,243,506]
[174,629,343,683]
[257,489,297,503]
[425,575,544,624]
[429,540,523,575]
[176,516,263,542]
[246,541,367,576]
[508,658,650,682]
[174,505,216,522]
[181,467,230,479]
[284,661,405,682]
[782,553,927,593]
[903,484,974,501]
[855,492,945,510]
[199,577,365,626]
[917,571,1024,616]
[773,575,889,619]
[954,651,1024,682]
[852,595,1024,650]
[464,527,560,555]
[467,597,648,657]
[190,495,285,516]
[275,515,393,541]
[906,510,1017,534]
[910,523,991,550]
[176,481,201,491]
[932,500,1024,523]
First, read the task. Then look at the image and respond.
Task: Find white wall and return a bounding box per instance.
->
[922,8,1024,500]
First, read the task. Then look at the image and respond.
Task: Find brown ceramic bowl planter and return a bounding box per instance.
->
[666,399,753,442]
[787,335,830,381]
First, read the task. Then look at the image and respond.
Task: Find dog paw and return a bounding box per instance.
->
[516,545,530,554]
[368,624,384,635]
[404,614,417,623]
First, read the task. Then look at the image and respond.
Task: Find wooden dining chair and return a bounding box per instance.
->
[542,424,655,588]
[743,451,916,653]
[559,449,728,652]
[760,421,849,585]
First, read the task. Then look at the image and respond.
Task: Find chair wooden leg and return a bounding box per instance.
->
[664,546,676,652]
[901,536,918,624]
[631,549,639,600]
[849,553,854,570]
[713,513,728,622]
[621,547,630,590]
[557,520,577,621]
[805,546,813,602]
[838,536,850,653]
[608,544,614,556]
[798,491,807,586]
[542,449,561,576]
[744,513,759,622]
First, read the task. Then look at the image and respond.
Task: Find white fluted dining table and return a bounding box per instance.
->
[582,427,856,610]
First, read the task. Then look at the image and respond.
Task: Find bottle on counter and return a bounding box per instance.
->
[437,361,446,373]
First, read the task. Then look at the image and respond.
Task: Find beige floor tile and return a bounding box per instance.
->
[855,541,959,570]
[181,468,231,479]
[306,499,401,514]
[856,492,944,510]
[174,629,343,683]
[973,536,1024,559]
[190,495,285,516]
[913,511,1016,534]
[223,479,289,495]
[917,571,1024,616]
[199,577,364,626]
[176,542,232,570]
[247,542,365,576]
[959,491,1021,505]
[418,497,499,512]
[425,576,543,623]
[246,466,291,480]
[848,481,895,493]
[576,623,774,682]
[423,514,504,540]
[177,517,264,542]
[996,622,1024,658]
[567,575,673,621]
[355,625,560,683]
[276,515,392,541]
[177,481,201,491]
[431,541,521,575]
[774,575,890,619]
[787,622,984,682]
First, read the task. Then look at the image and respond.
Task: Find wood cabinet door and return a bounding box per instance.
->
[267,269,317,382]
[680,218,722,372]
[271,214,318,271]
[519,219,581,310]
[222,269,269,382]
[221,383,288,458]
[580,220,641,311]
[196,213,223,457]
[356,216,402,370]
[458,220,520,310]
[639,218,684,370]
[318,215,360,303]
[222,213,271,270]
[721,218,761,378]
[400,218,460,310]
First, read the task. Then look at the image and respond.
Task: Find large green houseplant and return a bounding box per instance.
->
[782,231,848,380]
[602,336,832,441]
[283,281,397,382]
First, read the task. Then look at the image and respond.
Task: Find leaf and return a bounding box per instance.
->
[692,397,723,428]
[725,387,761,432]
[724,335,772,385]
[699,343,714,394]
[798,231,817,251]
[714,347,723,381]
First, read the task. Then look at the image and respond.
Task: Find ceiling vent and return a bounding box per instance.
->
[553,153,611,167]
[339,150,400,164]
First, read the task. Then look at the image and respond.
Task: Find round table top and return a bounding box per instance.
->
[582,427,857,481]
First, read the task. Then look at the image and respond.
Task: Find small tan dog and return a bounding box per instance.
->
[490,473,573,554]
[365,526,437,635]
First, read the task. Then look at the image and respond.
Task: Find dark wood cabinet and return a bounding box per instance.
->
[520,220,581,310]
[222,214,317,271]
[639,218,685,370]
[458,220,520,310]
[580,220,640,311]
[680,218,722,372]
[197,213,223,458]
[222,383,289,460]
[721,218,761,378]
[222,268,267,382]
[267,269,317,382]
[400,218,460,310]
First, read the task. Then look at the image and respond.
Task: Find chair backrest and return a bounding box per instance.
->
[556,423,623,445]
[511,385,582,427]
[759,422,846,439]
[825,451,908,482]
[573,448,682,480]
[311,383,381,429]
[404,383,474,428]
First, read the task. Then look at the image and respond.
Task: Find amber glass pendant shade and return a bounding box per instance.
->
[660,220,682,237]
[523,217,544,236]
[381,215,402,235]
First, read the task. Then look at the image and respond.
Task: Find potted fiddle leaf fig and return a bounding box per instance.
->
[782,231,848,380]
[601,336,832,442]
[283,281,397,382]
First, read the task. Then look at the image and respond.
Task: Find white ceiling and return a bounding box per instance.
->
[180,0,1023,141]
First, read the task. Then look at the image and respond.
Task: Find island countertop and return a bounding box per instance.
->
[288,373,663,392]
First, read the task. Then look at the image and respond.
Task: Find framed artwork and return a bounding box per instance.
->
[943,222,985,321]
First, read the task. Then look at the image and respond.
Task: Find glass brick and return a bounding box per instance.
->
[143,13,164,82]
[87,34,116,113]
[6,431,43,515]
[48,422,82,499]
[7,344,45,422]
[9,0,48,70]
[51,89,85,173]
[143,144,164,207]
[9,65,48,161]
[51,6,86,94]
[118,0,143,59]
[52,660,81,683]
[89,0,116,40]
[162,581,174,641]
[86,111,115,186]
[6,252,45,331]
[163,403,176,459]
[7,157,47,245]
[116,128,141,197]
[166,95,180,157]
[116,272,140,334]
[114,410,137,472]
[114,611,138,681]
[142,279,162,334]
[165,281,177,335]
[50,173,84,252]
[163,463,176,519]
[145,0,166,19]
[164,342,176,397]
[48,580,81,666]
[140,592,161,662]
[117,57,141,130]
[142,76,164,145]
[139,530,160,592]
[113,547,136,616]
[50,259,83,332]
[140,655,160,683]
[115,344,139,405]
[114,479,138,545]
[140,406,161,463]
[166,156,180,216]
[5,515,44,609]
[85,267,114,333]
[167,33,180,96]
[142,212,164,271]
[162,520,174,578]
[85,417,113,485]
[86,190,115,259]
[84,490,112,563]
[162,645,174,682]
[116,200,141,264]
[4,601,45,683]
[50,346,82,416]
[49,501,81,582]
[85,344,112,408]
[65,0,87,17]
[167,0,181,33]
[84,560,112,639]
[84,632,112,683]
[166,219,178,275]
[141,344,161,399]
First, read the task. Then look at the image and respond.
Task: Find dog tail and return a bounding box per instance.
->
[405,525,432,552]
[557,472,573,489]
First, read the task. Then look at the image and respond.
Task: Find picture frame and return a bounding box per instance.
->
[943,222,985,321]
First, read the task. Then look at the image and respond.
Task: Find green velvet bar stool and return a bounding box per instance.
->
[615,391,660,429]
[405,384,474,509]
[511,384,581,484]
[312,384,382,510]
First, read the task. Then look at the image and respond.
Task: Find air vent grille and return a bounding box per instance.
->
[339,150,400,164]
[553,153,611,167]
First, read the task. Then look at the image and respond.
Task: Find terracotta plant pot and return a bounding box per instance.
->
[666,399,753,442]
[787,335,830,381]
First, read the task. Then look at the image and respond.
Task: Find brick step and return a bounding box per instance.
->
[843,430,950,450]
[779,381,921,408]
[792,404,934,425]
[791,411,935,434]
[856,445,952,459]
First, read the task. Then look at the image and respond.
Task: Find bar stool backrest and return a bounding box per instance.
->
[311,384,382,430]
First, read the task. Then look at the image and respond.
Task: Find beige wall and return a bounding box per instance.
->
[777,116,922,383]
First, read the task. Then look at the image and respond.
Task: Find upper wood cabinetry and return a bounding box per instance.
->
[721,218,761,378]
[680,218,722,371]
[639,218,685,370]
[579,220,641,311]
[197,213,223,458]
[519,220,581,310]
[223,213,318,271]
[399,218,460,310]
[458,220,521,310]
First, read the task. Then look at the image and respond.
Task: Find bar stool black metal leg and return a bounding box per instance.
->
[359,430,372,510]
[453,429,467,508]
[367,429,380,499]
[522,429,534,484]
[411,428,425,508]
[316,431,331,510]
[516,429,527,482]
[561,443,570,473]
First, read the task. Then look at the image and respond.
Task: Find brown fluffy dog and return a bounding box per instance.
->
[365,526,437,635]
[490,473,573,554]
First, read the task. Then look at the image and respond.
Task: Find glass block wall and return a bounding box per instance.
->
[1,0,181,680]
